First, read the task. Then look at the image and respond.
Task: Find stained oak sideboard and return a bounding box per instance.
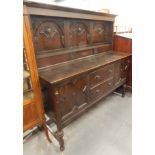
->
[24,2,131,151]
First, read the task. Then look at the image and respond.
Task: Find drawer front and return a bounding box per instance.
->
[90,78,113,102]
[89,64,114,88]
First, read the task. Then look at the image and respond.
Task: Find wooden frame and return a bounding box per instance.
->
[23,5,51,142]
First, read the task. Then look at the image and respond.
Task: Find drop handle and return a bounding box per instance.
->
[55,90,59,95]
[59,97,65,102]
[82,85,87,92]
[125,65,128,70]
[108,82,112,86]
[95,75,101,80]
[108,69,113,73]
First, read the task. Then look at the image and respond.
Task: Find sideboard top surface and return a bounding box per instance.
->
[39,51,131,84]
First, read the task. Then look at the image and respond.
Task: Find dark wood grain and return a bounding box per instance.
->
[39,51,131,84]
[24,2,131,151]
[113,34,132,88]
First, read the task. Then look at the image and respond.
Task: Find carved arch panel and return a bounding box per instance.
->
[92,22,106,43]
[69,21,90,47]
[34,21,65,51]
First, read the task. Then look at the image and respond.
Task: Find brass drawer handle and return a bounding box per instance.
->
[82,85,87,92]
[95,75,101,80]
[125,65,128,70]
[55,90,59,95]
[108,82,112,86]
[108,69,113,73]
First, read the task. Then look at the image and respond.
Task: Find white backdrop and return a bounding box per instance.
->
[26,0,133,27]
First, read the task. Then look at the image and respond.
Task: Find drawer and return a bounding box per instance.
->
[90,78,113,102]
[89,64,114,88]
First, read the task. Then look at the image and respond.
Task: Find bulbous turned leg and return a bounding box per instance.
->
[122,84,126,97]
[55,130,65,151]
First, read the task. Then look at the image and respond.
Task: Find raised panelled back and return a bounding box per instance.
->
[30,16,113,69]
[31,16,113,51]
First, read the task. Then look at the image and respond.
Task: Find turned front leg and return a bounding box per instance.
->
[50,87,65,151]
[55,130,65,151]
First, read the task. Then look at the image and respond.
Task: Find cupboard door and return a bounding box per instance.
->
[57,76,88,120]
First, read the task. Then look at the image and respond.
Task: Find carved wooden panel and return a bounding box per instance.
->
[68,21,90,47]
[92,22,105,43]
[57,76,88,120]
[114,59,130,86]
[92,22,113,44]
[31,17,65,51]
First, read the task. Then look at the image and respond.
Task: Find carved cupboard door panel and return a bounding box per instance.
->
[33,20,65,51]
[57,76,88,120]
[68,21,90,47]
